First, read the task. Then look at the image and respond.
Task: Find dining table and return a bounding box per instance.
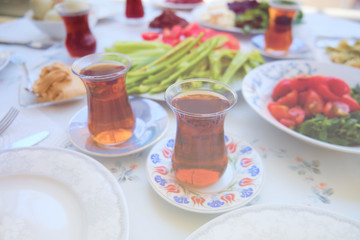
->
[0,1,360,239]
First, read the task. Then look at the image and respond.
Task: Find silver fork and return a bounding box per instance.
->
[0,107,19,135]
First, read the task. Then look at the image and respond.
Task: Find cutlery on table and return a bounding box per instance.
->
[0,38,54,49]
[2,130,49,150]
[0,107,19,135]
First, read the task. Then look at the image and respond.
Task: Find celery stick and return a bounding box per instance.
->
[107,41,171,54]
[221,51,250,84]
[159,36,221,87]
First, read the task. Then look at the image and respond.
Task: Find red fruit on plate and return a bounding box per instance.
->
[272,79,294,101]
[268,102,290,121]
[327,77,350,97]
[288,106,305,126]
[276,89,298,108]
[339,94,360,111]
[304,89,324,117]
[323,101,350,118]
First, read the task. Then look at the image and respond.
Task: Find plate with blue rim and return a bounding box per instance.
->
[146,134,264,214]
[241,60,360,154]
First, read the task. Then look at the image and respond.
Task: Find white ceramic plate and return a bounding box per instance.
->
[0,50,10,72]
[0,147,129,240]
[241,60,360,154]
[151,0,203,10]
[186,204,360,239]
[251,34,311,59]
[146,135,264,214]
[191,3,264,34]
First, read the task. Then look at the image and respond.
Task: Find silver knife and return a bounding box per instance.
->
[2,131,49,149]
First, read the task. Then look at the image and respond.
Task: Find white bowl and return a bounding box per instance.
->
[25,10,97,40]
[241,60,360,154]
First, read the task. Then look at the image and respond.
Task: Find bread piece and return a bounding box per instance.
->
[33,62,86,101]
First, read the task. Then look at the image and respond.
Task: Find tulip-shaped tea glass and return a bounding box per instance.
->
[72,53,135,147]
[165,79,237,187]
[55,1,96,57]
[264,0,299,55]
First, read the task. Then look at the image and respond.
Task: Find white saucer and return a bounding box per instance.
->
[68,98,168,157]
[251,34,311,59]
[146,135,264,214]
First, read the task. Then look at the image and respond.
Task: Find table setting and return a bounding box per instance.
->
[0,0,360,239]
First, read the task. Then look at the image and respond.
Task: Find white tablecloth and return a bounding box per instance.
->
[0,2,360,239]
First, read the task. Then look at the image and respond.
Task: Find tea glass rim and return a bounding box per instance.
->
[54,1,92,16]
[269,0,300,11]
[165,78,238,118]
[71,52,133,82]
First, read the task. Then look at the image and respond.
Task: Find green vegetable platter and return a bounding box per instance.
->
[242,60,360,154]
[106,35,264,101]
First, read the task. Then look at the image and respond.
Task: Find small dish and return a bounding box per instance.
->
[0,50,10,72]
[68,98,168,157]
[251,34,311,59]
[241,60,360,154]
[146,135,264,214]
[18,59,86,109]
[151,0,202,10]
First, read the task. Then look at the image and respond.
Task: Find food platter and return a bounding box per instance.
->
[242,60,360,154]
[191,3,264,34]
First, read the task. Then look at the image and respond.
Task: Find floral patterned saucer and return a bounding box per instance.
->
[146,135,264,214]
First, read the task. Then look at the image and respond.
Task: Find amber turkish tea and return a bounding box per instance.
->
[55,2,96,57]
[72,53,134,147]
[166,79,237,188]
[264,1,299,55]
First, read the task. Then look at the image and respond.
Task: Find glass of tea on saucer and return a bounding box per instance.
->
[165,79,237,187]
[55,1,96,58]
[264,0,300,56]
[72,52,135,147]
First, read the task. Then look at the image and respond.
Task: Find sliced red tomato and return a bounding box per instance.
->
[339,94,360,111]
[162,27,180,46]
[141,31,160,41]
[291,74,310,91]
[279,118,296,128]
[308,75,328,87]
[288,106,305,126]
[298,90,309,107]
[327,77,350,97]
[312,82,340,101]
[272,79,294,101]
[276,89,298,107]
[304,89,324,117]
[268,102,290,121]
[170,25,183,39]
[323,101,350,118]
[182,23,200,36]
